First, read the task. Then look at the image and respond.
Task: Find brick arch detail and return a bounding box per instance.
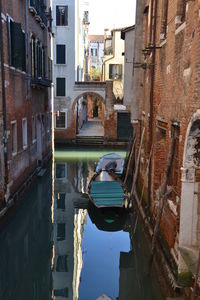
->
[72,92,105,113]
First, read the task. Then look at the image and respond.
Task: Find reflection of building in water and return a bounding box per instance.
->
[53,161,87,299]
[0,170,52,299]
[53,162,75,299]
[118,251,135,299]
[73,209,87,299]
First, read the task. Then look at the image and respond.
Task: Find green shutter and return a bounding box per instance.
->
[109,64,113,79]
[10,22,26,71]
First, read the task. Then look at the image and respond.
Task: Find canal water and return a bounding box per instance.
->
[0,148,165,300]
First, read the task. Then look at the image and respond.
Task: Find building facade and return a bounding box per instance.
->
[88,35,104,80]
[133,0,200,285]
[0,0,52,208]
[102,29,125,101]
[53,0,89,141]
[121,25,135,110]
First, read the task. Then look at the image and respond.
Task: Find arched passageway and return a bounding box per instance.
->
[72,92,105,137]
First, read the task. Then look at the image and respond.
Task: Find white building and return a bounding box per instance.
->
[88,35,104,79]
[121,25,135,109]
[53,0,89,139]
[102,29,125,100]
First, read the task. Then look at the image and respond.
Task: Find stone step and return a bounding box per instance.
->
[76,136,104,145]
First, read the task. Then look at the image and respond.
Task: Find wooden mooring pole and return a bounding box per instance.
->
[130,127,145,199]
[134,145,153,234]
[123,136,136,186]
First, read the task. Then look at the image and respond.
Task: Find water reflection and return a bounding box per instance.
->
[53,151,164,300]
[0,166,52,300]
[0,149,164,300]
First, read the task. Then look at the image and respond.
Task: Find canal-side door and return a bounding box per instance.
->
[117,112,132,140]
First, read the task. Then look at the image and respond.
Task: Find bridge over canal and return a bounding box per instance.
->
[73,81,106,102]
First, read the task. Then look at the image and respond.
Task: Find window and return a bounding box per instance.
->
[55,163,66,178]
[7,17,26,71]
[46,113,51,141]
[91,48,97,56]
[54,288,68,298]
[169,124,180,199]
[56,78,65,96]
[56,193,66,210]
[31,36,46,78]
[55,111,67,129]
[109,64,122,80]
[11,121,17,155]
[56,6,68,26]
[56,255,68,272]
[32,116,36,142]
[22,118,28,149]
[160,0,168,39]
[57,223,65,241]
[56,45,66,64]
[41,114,45,136]
[31,37,36,77]
[176,0,186,26]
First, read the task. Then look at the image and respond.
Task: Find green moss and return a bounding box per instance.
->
[178,271,193,287]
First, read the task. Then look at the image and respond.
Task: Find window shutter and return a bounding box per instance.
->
[21,32,26,71]
[7,17,12,65]
[109,64,113,79]
[56,6,60,25]
[64,6,68,25]
[57,45,65,64]
[56,78,65,96]
[119,64,122,78]
[11,22,26,71]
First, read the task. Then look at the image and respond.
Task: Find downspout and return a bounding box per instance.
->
[0,0,8,203]
[148,0,157,209]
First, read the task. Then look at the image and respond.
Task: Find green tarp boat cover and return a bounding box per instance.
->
[90,180,124,207]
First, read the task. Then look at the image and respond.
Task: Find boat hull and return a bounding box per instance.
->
[88,170,127,208]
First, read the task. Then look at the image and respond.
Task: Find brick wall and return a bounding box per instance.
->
[136,0,200,257]
[1,0,52,201]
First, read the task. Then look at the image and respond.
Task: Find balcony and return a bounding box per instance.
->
[31,77,51,88]
[29,0,48,28]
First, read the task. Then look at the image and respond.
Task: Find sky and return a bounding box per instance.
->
[87,0,136,35]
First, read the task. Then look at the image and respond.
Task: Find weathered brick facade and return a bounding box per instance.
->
[0,0,52,206]
[134,0,200,279]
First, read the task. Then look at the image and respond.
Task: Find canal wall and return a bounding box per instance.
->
[133,187,191,299]
[0,150,52,222]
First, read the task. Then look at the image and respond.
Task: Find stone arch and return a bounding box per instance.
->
[72,92,105,135]
[72,91,105,112]
[179,110,200,273]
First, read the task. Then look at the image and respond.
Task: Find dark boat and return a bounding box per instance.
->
[88,203,127,232]
[87,170,128,208]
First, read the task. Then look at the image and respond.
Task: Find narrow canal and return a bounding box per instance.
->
[0,148,165,300]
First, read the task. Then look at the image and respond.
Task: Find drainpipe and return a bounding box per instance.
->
[148,0,157,209]
[0,0,8,203]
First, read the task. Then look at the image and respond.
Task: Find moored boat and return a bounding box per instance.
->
[87,170,128,208]
[95,153,124,176]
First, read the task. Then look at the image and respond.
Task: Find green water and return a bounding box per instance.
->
[55,148,126,162]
